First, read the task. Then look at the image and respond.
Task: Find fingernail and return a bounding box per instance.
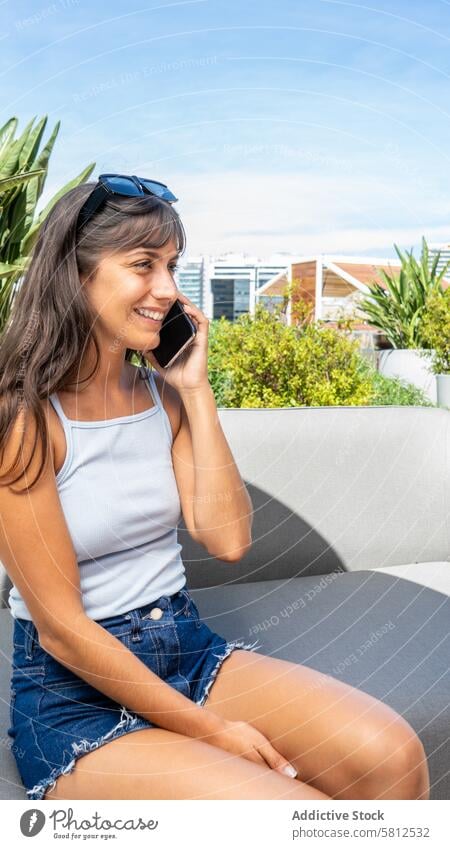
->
[282,765,298,778]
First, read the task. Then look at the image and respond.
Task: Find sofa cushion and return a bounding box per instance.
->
[0,570,448,800]
[179,406,450,587]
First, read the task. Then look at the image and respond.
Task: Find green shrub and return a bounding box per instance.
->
[357,360,435,406]
[207,301,435,408]
[207,303,373,407]
[419,288,450,375]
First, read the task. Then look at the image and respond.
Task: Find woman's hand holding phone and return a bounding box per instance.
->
[145,292,209,396]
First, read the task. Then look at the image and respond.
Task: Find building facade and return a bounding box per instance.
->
[428,243,450,276]
[207,254,293,321]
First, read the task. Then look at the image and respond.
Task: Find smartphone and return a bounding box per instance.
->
[151,298,197,368]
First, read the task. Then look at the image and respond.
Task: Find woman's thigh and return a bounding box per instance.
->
[43,727,331,800]
[202,649,426,799]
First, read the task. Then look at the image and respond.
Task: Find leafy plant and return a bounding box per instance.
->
[357,237,450,349]
[208,302,373,407]
[419,287,450,375]
[357,359,435,406]
[0,116,95,333]
[207,295,435,408]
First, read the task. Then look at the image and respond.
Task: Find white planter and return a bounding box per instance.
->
[436,374,450,408]
[377,349,437,403]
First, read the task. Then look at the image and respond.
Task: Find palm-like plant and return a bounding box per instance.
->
[0,116,95,333]
[358,237,450,349]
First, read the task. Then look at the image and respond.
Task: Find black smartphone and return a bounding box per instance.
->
[151,298,197,368]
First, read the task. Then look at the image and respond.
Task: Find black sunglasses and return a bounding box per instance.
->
[76,173,178,231]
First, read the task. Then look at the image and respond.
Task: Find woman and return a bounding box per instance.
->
[0,175,429,801]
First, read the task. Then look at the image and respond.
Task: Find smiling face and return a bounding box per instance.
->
[83,237,180,355]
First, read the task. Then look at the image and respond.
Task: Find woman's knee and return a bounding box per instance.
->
[351,716,430,800]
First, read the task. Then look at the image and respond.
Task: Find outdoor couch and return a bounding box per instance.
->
[0,404,448,799]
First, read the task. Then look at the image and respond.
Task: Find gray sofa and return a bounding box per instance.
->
[1,405,448,800]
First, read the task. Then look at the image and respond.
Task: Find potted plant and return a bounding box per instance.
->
[357,237,450,403]
[419,287,450,408]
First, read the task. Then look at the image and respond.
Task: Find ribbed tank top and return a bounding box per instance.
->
[8,367,186,621]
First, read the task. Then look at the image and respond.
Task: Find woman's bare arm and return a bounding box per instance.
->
[44,612,226,741]
[172,382,254,561]
[0,406,226,742]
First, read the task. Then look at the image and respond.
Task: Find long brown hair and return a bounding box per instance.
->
[0,180,186,493]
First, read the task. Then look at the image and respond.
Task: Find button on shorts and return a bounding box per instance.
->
[7,587,261,801]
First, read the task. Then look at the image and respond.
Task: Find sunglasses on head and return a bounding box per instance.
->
[76,173,178,231]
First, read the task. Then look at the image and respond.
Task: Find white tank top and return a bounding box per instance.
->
[8,367,186,620]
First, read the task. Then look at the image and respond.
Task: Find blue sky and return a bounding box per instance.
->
[2,0,450,258]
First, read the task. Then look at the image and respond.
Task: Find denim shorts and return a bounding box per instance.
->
[7,587,261,801]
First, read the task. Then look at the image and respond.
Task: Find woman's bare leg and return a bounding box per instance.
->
[43,727,332,800]
[202,650,430,800]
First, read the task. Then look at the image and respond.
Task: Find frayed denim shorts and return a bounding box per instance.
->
[7,587,261,801]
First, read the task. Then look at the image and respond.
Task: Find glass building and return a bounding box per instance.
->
[428,243,450,276]
[208,254,292,321]
[175,257,210,314]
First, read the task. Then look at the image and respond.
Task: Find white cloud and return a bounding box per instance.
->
[37,168,450,259]
[172,170,450,256]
